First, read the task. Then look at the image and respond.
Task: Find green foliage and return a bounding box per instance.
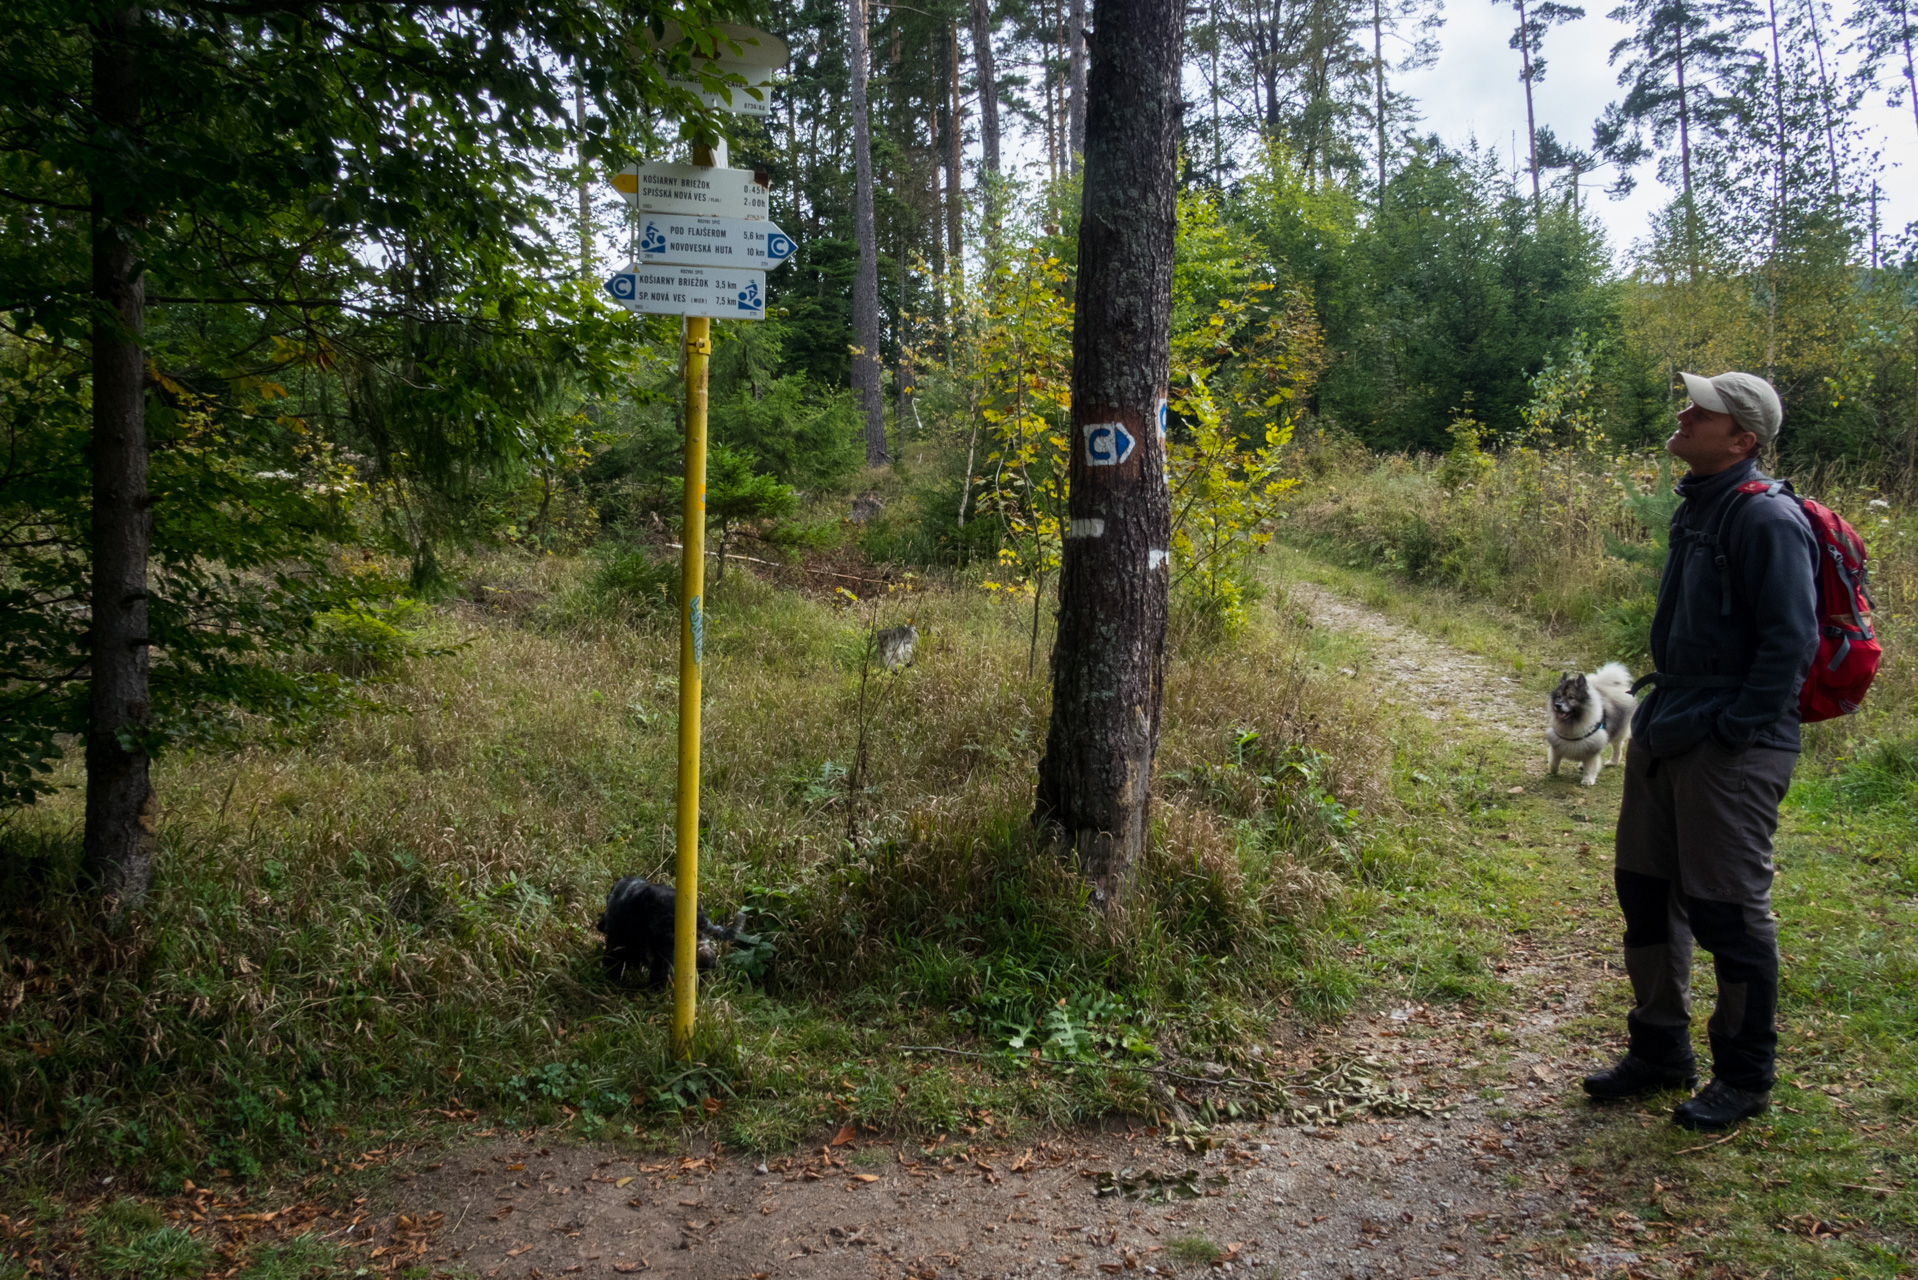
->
[1166,1233,1225,1267]
[91,1223,208,1279]
[1166,281,1320,638]
[705,443,800,576]
[0,347,370,805]
[1230,141,1628,451]
[311,600,428,679]
[579,546,681,623]
[0,0,754,806]
[499,1060,629,1123]
[969,249,1075,599]
[1436,410,1497,491]
[1837,739,1918,811]
[1519,331,1607,449]
[709,322,860,491]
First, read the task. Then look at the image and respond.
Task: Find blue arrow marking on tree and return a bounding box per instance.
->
[1084,421,1136,466]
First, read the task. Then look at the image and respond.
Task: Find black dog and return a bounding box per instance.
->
[596,876,747,986]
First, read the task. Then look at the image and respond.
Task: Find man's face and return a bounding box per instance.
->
[1667,401,1758,475]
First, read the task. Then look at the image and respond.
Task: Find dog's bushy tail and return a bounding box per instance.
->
[1590,662,1635,700]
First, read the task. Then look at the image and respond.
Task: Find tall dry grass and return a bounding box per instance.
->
[1290,434,1653,633]
[1286,434,1917,764]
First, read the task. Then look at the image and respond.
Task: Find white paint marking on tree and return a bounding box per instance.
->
[1157,397,1170,488]
[1067,518,1106,538]
[1148,550,1169,570]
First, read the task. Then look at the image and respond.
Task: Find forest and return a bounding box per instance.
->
[2,0,1917,1275]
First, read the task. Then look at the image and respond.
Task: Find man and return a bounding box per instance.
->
[1582,371,1819,1131]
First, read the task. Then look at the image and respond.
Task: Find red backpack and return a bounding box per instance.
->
[1720,480,1880,721]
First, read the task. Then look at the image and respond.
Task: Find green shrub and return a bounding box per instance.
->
[545,545,680,629]
[312,599,425,677]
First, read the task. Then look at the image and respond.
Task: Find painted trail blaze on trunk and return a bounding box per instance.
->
[1034,0,1180,906]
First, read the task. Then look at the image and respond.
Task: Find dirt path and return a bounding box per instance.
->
[1284,582,1543,749]
[375,581,1637,1280]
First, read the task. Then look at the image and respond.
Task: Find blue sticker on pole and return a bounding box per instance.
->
[1084,421,1136,467]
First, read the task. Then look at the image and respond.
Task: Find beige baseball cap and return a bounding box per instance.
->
[1679,371,1783,446]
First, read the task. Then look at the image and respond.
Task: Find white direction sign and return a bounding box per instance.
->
[639,214,795,270]
[651,22,788,118]
[668,66,777,117]
[604,262,766,320]
[614,163,770,220]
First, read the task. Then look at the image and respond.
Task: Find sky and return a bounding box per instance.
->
[1397,0,1917,258]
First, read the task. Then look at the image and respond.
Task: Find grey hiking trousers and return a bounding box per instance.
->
[1611,735,1797,1091]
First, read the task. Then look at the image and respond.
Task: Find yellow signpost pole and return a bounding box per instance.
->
[671,146,716,1061]
[672,311,711,1059]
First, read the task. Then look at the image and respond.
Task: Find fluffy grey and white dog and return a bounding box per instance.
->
[1545,662,1637,785]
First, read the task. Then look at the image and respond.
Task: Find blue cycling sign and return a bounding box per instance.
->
[604,263,767,320]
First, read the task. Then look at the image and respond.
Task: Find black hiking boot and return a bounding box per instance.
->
[1672,1078,1770,1131]
[1581,1054,1698,1102]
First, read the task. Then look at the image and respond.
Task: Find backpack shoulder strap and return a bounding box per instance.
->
[1702,479,1788,616]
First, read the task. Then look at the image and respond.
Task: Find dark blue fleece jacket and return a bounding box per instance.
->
[1633,457,1820,756]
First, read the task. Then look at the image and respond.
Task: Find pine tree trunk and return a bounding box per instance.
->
[850,0,886,465]
[1901,0,1918,142]
[1766,0,1785,374]
[1068,0,1088,169]
[1034,0,1180,908]
[1208,0,1223,181]
[1674,21,1697,282]
[971,0,1002,176]
[1517,0,1541,216]
[947,23,966,275]
[576,83,591,280]
[1802,0,1840,195]
[1373,0,1387,211]
[84,7,157,917]
[1674,24,1692,197]
[971,0,1003,249]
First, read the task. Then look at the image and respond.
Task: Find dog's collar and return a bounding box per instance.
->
[1564,716,1607,741]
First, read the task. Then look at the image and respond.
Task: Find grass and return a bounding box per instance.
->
[1267,502,1918,1278]
[1165,1230,1224,1267]
[3,435,1914,1277]
[0,540,1406,1237]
